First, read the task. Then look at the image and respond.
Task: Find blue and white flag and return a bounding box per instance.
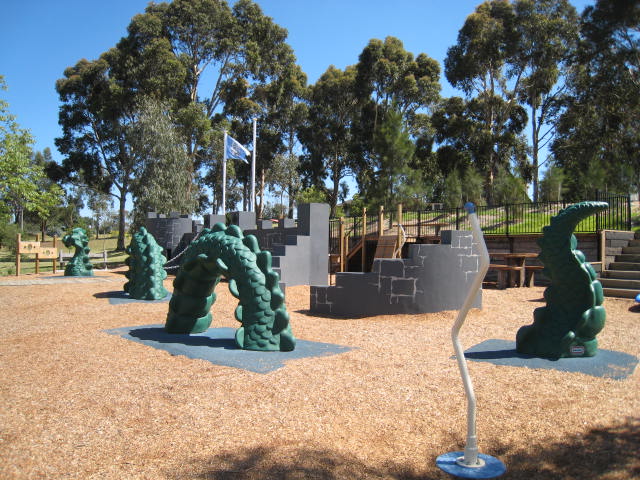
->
[225,134,250,163]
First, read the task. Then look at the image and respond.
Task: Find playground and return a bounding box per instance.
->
[0,269,638,479]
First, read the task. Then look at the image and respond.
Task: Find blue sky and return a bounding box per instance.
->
[2,0,593,171]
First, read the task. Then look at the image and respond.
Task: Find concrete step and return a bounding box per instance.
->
[272,244,286,256]
[600,269,640,280]
[608,262,640,271]
[271,256,280,268]
[622,246,640,254]
[599,277,640,290]
[615,254,640,263]
[602,287,639,299]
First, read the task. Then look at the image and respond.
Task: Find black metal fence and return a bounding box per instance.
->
[329,193,631,255]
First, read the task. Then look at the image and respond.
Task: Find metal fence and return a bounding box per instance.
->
[329,192,631,255]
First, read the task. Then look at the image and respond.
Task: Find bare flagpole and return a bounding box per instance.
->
[251,118,257,212]
[222,131,227,215]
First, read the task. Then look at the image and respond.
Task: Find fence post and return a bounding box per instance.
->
[396,203,403,257]
[626,194,632,231]
[456,207,461,230]
[378,205,384,237]
[505,204,510,236]
[594,189,601,231]
[53,236,57,274]
[16,233,21,276]
[339,217,345,272]
[35,234,40,274]
[418,209,421,239]
[361,207,367,272]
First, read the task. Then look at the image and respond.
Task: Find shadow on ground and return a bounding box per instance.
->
[184,446,435,480]
[176,418,639,479]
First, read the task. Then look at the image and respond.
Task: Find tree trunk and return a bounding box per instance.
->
[116,192,126,251]
[287,180,295,219]
[531,103,539,203]
[257,168,265,219]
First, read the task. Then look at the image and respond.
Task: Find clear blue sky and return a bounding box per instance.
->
[2,0,593,167]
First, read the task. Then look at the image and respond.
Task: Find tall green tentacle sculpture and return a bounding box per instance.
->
[516,201,608,358]
[164,223,295,352]
[124,227,169,300]
[62,227,94,277]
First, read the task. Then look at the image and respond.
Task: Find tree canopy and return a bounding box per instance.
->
[36,0,640,234]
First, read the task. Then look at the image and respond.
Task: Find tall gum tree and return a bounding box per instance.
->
[445,0,528,204]
[552,0,640,199]
[510,0,579,201]
[354,36,441,202]
[55,58,134,250]
[299,65,359,217]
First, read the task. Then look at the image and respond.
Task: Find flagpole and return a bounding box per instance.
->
[251,118,257,213]
[222,131,227,215]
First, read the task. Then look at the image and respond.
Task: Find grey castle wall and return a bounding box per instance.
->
[146,212,197,256]
[241,203,329,287]
[150,203,330,288]
[310,230,482,317]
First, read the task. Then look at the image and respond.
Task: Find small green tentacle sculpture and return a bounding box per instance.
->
[62,228,94,277]
[516,201,608,358]
[164,223,295,352]
[124,227,169,300]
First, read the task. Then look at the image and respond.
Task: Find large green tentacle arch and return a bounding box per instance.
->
[164,223,295,352]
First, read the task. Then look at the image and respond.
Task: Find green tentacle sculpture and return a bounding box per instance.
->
[124,227,169,300]
[62,227,94,277]
[164,223,295,352]
[516,201,608,358]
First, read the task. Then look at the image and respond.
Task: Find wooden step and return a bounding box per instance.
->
[599,277,640,290]
[608,262,640,271]
[615,253,640,263]
[600,270,640,280]
[602,287,640,299]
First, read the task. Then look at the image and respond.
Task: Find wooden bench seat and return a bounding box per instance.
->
[488,264,525,289]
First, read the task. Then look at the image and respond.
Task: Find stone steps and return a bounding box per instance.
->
[599,231,640,299]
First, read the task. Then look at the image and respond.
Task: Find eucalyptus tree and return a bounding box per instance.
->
[221,61,307,217]
[1,77,63,233]
[56,0,300,233]
[511,0,579,201]
[55,57,136,250]
[445,0,530,204]
[552,0,639,199]
[299,65,360,217]
[353,36,441,202]
[128,97,201,229]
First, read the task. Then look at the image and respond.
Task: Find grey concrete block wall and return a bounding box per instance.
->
[146,212,194,256]
[242,203,329,287]
[146,204,330,288]
[310,230,482,317]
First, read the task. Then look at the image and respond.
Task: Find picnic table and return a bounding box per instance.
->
[489,252,540,289]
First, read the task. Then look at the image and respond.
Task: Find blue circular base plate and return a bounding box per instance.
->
[436,452,506,479]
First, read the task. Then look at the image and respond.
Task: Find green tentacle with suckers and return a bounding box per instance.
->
[124,227,169,300]
[62,227,94,277]
[516,201,608,358]
[164,223,295,352]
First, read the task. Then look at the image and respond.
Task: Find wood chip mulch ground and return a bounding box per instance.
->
[1,269,638,479]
